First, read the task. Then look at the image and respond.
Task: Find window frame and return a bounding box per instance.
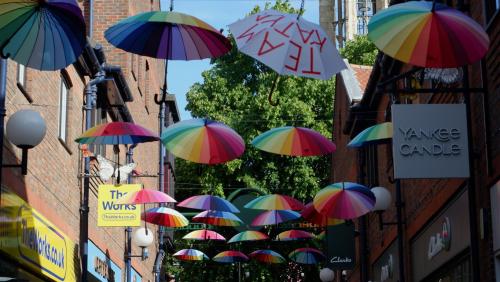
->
[58,75,69,143]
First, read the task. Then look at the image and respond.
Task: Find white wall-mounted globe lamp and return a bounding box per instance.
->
[3,110,46,175]
[319,268,335,282]
[132,227,154,261]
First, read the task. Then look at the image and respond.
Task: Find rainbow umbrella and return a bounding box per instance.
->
[161,119,245,164]
[105,11,231,61]
[275,230,314,241]
[0,0,86,71]
[228,231,269,243]
[301,202,344,227]
[182,230,226,241]
[244,194,304,211]
[252,127,336,156]
[212,251,248,263]
[368,1,489,68]
[75,122,159,145]
[289,247,325,265]
[177,195,240,213]
[249,250,286,264]
[347,122,393,148]
[192,210,243,227]
[142,207,189,227]
[313,182,375,220]
[251,210,301,226]
[173,249,209,262]
[117,189,176,204]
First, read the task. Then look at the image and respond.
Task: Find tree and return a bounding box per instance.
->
[171,1,332,280]
[340,35,378,66]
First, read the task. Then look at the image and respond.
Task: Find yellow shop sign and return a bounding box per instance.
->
[97,184,141,227]
[0,188,77,281]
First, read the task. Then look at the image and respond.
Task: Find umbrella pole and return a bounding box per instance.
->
[268,75,280,106]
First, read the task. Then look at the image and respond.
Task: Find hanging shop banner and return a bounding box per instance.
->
[88,240,122,282]
[325,223,356,270]
[0,187,78,281]
[97,184,141,227]
[392,104,469,179]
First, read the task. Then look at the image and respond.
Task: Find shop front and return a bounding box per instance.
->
[411,190,471,282]
[88,240,122,282]
[372,240,399,282]
[490,181,500,282]
[0,187,78,281]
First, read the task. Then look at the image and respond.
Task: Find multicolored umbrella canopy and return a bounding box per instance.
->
[313,182,376,219]
[192,210,243,227]
[75,122,159,145]
[347,122,393,148]
[177,195,240,213]
[229,9,346,80]
[251,210,301,226]
[0,0,86,71]
[173,249,209,261]
[227,231,269,243]
[142,207,189,227]
[301,202,344,226]
[212,251,249,263]
[367,1,489,68]
[117,189,176,204]
[182,230,226,241]
[244,194,304,211]
[161,119,245,164]
[252,126,336,156]
[275,230,314,241]
[289,247,325,264]
[249,250,286,264]
[105,11,231,60]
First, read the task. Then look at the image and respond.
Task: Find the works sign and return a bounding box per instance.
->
[392,104,470,179]
[97,184,141,227]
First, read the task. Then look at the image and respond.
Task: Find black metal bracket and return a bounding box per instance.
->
[377,211,406,231]
[2,148,28,175]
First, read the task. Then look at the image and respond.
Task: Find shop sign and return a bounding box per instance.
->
[411,191,469,282]
[427,217,451,260]
[490,181,500,253]
[372,241,399,282]
[0,188,77,281]
[380,255,394,281]
[88,240,121,282]
[326,223,356,270]
[97,184,141,227]
[392,104,469,179]
[131,267,142,282]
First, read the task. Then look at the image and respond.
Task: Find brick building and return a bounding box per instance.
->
[0,1,179,281]
[332,1,499,281]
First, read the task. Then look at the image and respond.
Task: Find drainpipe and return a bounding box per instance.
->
[154,98,166,282]
[89,0,94,40]
[0,58,7,205]
[80,69,106,282]
[126,144,138,282]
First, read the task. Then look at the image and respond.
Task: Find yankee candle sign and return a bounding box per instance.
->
[392,104,470,179]
[98,184,141,227]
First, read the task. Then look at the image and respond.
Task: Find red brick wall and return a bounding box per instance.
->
[332,2,500,281]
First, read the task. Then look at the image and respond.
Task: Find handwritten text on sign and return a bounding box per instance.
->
[236,14,327,76]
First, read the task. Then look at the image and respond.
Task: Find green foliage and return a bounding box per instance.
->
[340,35,378,66]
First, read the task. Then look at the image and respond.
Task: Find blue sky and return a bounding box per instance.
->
[160,0,320,120]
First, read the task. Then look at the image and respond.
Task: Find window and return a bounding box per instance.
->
[145,60,150,113]
[58,76,69,142]
[485,0,500,24]
[17,64,25,87]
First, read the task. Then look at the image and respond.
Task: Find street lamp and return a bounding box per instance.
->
[371,186,393,230]
[319,268,335,282]
[3,109,46,175]
[131,227,154,260]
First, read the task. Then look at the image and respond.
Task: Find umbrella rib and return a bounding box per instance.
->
[22,11,42,67]
[183,25,203,59]
[0,6,36,54]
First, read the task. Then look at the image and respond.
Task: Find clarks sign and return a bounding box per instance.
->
[392,104,470,179]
